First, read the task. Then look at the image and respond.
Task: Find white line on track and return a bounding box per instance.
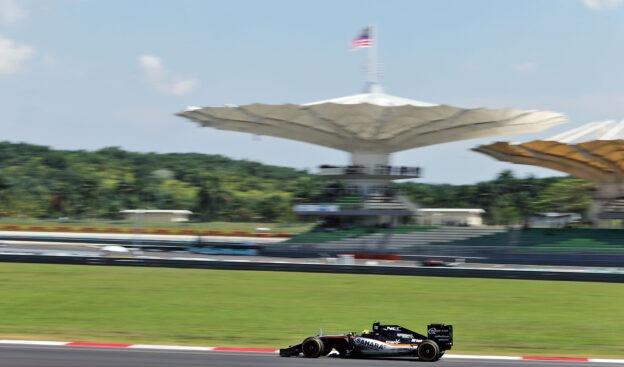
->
[1,340,623,363]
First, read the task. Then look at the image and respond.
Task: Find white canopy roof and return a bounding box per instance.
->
[179,91,566,154]
[305,91,437,107]
[546,120,624,143]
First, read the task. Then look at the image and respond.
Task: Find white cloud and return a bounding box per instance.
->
[0,35,34,75]
[139,55,165,78]
[170,78,197,96]
[138,54,197,96]
[513,62,537,72]
[581,0,624,10]
[0,0,27,25]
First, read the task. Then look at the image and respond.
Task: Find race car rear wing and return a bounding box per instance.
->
[427,324,453,350]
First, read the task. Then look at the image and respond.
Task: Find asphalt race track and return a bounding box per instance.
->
[0,345,612,367]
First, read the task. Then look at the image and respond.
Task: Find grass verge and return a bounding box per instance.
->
[0,218,314,234]
[0,263,622,358]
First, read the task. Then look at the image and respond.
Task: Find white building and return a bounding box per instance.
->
[415,208,485,227]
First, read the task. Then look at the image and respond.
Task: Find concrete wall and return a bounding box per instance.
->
[120,210,192,222]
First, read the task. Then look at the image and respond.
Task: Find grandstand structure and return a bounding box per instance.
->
[277,225,624,262]
[178,30,566,228]
[178,81,565,228]
[474,120,624,228]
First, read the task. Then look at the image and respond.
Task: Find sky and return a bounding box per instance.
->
[2,0,624,185]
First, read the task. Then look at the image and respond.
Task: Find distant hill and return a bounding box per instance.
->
[0,142,591,224]
[0,142,323,221]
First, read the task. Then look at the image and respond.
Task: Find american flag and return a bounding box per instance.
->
[351,27,372,48]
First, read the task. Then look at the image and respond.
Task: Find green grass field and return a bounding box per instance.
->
[1,263,622,358]
[0,218,314,233]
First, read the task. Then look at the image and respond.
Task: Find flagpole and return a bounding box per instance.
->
[366,23,381,93]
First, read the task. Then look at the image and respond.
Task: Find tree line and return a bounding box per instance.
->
[0,142,592,224]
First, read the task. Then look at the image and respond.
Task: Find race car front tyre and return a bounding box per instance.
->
[301,337,325,358]
[417,340,440,362]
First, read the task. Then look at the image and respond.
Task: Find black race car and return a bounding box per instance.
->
[280,321,453,362]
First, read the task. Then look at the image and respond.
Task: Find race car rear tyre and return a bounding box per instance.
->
[301,337,325,358]
[417,340,440,362]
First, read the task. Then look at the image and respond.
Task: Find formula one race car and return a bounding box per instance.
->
[279,321,453,362]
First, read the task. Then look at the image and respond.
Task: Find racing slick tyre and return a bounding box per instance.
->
[301,337,325,358]
[428,351,445,362]
[417,340,440,362]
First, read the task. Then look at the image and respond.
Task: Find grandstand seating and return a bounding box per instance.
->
[335,195,363,204]
[279,226,371,244]
[333,195,364,210]
[514,228,624,249]
[327,226,507,250]
[282,226,624,253]
[602,198,624,213]
[284,226,507,251]
[362,194,410,211]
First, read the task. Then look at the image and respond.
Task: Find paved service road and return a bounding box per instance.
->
[0,345,611,367]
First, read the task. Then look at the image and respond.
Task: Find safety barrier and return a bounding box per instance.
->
[0,254,621,283]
